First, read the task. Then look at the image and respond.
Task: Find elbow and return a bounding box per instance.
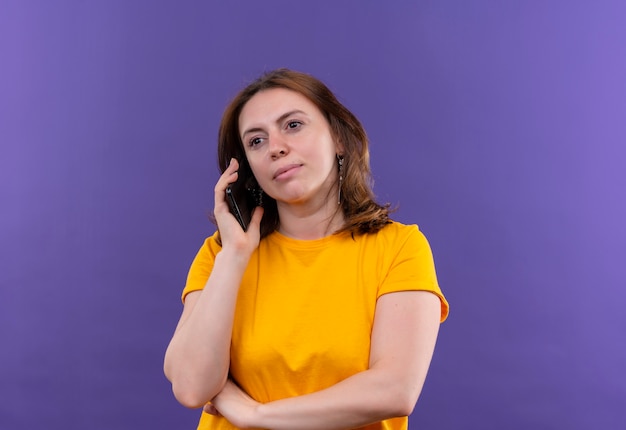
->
[172,384,211,409]
[163,353,225,408]
[166,370,228,409]
[368,366,425,418]
[167,365,230,408]
[171,382,216,409]
[389,393,419,418]
[396,396,418,417]
[384,381,422,418]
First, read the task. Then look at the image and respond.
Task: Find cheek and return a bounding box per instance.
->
[244,153,263,173]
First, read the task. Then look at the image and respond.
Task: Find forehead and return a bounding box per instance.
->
[238,88,322,130]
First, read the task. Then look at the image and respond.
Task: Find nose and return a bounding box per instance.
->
[268,132,288,159]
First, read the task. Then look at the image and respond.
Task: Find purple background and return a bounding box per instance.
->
[1,1,625,429]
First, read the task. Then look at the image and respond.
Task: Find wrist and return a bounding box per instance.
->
[216,246,252,268]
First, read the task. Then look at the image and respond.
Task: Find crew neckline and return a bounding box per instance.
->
[266,229,351,250]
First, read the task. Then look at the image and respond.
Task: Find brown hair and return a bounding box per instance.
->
[217,68,390,238]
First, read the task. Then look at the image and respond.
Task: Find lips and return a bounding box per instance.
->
[273,163,302,180]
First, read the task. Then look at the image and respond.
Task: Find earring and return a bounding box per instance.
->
[337,155,344,205]
[253,188,264,207]
[247,186,264,207]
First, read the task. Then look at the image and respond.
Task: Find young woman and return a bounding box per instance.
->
[164,69,449,430]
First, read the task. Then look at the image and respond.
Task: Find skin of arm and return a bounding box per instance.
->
[163,159,264,408]
[209,290,442,429]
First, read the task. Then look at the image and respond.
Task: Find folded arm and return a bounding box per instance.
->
[211,290,442,430]
[163,249,249,408]
[164,158,264,408]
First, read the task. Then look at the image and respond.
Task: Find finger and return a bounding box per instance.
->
[214,158,240,207]
[225,158,239,178]
[215,158,240,190]
[248,206,265,230]
[203,403,220,416]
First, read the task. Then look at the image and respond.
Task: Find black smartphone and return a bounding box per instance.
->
[225,185,248,231]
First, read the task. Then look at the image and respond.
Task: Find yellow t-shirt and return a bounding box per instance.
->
[182,221,449,430]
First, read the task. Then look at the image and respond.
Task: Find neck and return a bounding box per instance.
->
[276,200,345,240]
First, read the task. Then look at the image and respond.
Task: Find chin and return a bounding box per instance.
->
[276,192,310,205]
[273,186,310,203]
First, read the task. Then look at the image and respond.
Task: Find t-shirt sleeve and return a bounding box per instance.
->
[181,231,222,303]
[377,225,449,322]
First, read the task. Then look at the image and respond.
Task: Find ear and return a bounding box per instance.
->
[335,140,345,157]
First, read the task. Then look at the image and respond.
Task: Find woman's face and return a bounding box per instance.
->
[238,88,340,207]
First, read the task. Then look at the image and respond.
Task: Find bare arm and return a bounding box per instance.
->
[163,159,264,408]
[211,290,442,429]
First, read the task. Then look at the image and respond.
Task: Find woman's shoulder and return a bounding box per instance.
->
[370,220,423,240]
[357,220,433,253]
[382,220,419,231]
[195,231,223,259]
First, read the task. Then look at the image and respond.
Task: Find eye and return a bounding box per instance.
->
[248,136,264,147]
[286,121,302,130]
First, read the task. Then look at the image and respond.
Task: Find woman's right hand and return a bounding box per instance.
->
[213,158,264,257]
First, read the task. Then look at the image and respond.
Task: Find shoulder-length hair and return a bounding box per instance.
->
[216,68,390,239]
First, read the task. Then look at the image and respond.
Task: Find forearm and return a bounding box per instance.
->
[243,292,440,430]
[164,249,249,407]
[248,366,422,430]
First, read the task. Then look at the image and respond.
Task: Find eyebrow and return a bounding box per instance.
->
[241,109,308,138]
